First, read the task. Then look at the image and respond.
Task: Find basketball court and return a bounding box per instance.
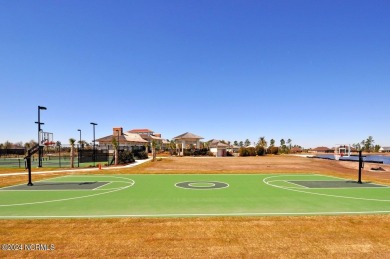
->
[1,173,390,218]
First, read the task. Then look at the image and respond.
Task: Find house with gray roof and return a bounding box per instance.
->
[379,147,390,153]
[173,132,203,156]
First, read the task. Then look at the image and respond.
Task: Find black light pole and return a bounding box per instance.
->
[77,129,81,168]
[35,106,47,167]
[90,122,97,167]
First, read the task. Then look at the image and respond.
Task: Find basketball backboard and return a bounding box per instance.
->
[39,131,54,147]
[334,144,351,160]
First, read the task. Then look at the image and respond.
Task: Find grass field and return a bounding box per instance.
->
[1,156,390,257]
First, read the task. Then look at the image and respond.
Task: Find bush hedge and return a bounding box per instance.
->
[118,150,135,164]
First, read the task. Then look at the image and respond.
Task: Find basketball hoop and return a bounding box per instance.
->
[39,131,54,147]
[334,144,351,160]
[44,141,56,147]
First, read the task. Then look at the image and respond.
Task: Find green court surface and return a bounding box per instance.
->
[1,174,390,218]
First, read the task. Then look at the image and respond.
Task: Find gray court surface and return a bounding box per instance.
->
[289,180,388,189]
[0,181,109,191]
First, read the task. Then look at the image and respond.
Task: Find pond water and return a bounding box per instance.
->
[315,154,390,165]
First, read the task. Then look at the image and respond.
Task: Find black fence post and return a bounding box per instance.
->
[358,150,363,184]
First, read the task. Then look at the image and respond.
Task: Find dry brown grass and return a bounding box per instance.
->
[1,156,390,258]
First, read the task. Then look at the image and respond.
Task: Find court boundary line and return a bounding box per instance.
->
[264,175,390,202]
[0,175,135,207]
[1,173,390,218]
[1,210,390,219]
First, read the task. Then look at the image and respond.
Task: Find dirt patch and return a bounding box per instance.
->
[1,216,390,258]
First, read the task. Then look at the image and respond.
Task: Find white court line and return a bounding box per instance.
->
[1,210,390,219]
[1,174,390,218]
[263,175,390,202]
[92,182,112,190]
[0,176,135,207]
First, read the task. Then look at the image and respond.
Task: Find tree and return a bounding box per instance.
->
[233,141,238,146]
[169,140,176,155]
[79,140,86,149]
[24,142,31,150]
[364,136,374,152]
[239,141,244,147]
[374,145,381,152]
[112,137,119,165]
[244,139,251,147]
[287,139,292,150]
[257,137,267,149]
[151,139,157,162]
[280,139,287,154]
[269,139,275,147]
[69,138,76,168]
[352,143,362,151]
[4,141,11,150]
[360,136,375,152]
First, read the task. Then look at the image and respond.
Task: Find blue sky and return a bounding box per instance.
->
[1,0,389,148]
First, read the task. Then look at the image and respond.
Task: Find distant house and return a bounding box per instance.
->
[96,127,148,152]
[379,147,390,153]
[228,145,240,154]
[173,132,203,156]
[310,146,334,153]
[207,139,229,157]
[290,147,303,153]
[128,128,168,151]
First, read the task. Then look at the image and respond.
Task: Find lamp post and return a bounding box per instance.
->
[77,129,81,167]
[35,106,47,167]
[90,122,97,167]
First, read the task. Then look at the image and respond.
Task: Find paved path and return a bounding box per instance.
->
[0,158,152,177]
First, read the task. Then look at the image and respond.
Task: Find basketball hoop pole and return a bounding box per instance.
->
[358,150,363,184]
[27,156,33,186]
[25,144,40,186]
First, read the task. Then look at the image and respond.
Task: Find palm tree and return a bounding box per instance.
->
[203,141,209,151]
[69,138,76,168]
[287,139,292,151]
[24,142,31,150]
[151,139,157,162]
[280,139,286,154]
[169,140,176,156]
[364,136,374,152]
[257,137,267,148]
[112,137,119,165]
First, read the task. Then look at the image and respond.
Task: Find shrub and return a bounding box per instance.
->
[239,147,249,156]
[267,147,279,155]
[118,150,135,164]
[256,146,266,156]
[239,147,256,156]
[183,148,209,156]
[207,151,215,156]
[247,147,257,156]
[134,151,148,160]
